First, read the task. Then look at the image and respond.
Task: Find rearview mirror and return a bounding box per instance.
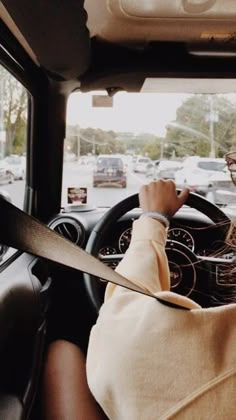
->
[92,95,113,108]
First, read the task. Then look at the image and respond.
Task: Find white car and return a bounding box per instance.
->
[0,160,14,184]
[175,156,231,196]
[155,160,183,180]
[4,155,26,180]
[133,156,151,173]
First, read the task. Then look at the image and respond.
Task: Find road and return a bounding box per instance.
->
[0,162,148,209]
[2,162,236,219]
[62,162,147,207]
[0,180,25,209]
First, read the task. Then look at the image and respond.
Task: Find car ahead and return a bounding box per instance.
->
[2,1,236,419]
[93,155,127,187]
[174,157,231,196]
[78,155,96,165]
[155,160,183,180]
[4,155,26,180]
[133,156,151,173]
[146,160,160,178]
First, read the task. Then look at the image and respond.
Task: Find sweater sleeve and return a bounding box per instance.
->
[105,216,170,300]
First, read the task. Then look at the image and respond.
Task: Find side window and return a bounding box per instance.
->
[0,64,28,263]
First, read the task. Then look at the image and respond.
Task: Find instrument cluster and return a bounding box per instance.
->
[99,226,196,255]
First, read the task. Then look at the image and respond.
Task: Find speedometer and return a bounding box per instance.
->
[119,227,132,253]
[167,228,195,252]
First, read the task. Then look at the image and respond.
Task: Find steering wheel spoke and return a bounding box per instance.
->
[194,253,236,306]
[99,253,123,270]
[99,253,124,264]
[197,253,236,284]
[197,254,236,265]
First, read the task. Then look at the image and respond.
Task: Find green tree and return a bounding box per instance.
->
[0,66,27,156]
[166,94,236,158]
[141,137,162,160]
[66,126,126,157]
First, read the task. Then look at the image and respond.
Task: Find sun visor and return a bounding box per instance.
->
[141,78,236,93]
[1,0,91,80]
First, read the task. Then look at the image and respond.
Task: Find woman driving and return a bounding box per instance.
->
[43,152,236,420]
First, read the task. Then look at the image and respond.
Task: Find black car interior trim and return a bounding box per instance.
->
[1,0,91,80]
[0,254,44,420]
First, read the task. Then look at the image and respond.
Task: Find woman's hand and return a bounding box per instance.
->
[139,179,190,218]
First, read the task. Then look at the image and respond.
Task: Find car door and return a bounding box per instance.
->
[0,59,48,419]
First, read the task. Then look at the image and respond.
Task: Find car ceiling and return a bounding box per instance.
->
[1,0,236,93]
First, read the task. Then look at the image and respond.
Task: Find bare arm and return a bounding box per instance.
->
[106,180,189,298]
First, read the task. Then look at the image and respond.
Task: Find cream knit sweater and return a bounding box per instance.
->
[86,216,236,420]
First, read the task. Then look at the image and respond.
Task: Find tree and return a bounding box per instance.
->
[0,66,27,156]
[166,94,236,158]
[66,126,125,156]
[141,137,162,160]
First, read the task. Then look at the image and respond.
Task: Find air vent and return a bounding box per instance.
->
[49,217,85,246]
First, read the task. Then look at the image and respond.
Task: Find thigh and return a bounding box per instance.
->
[42,340,107,420]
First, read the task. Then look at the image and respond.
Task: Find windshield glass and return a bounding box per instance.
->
[197,161,226,171]
[63,91,236,208]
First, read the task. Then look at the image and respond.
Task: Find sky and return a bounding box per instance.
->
[66,91,189,137]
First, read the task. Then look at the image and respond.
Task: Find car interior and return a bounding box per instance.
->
[1,1,236,418]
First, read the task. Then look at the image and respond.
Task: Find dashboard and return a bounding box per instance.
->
[49,206,225,253]
[48,205,236,308]
[94,209,226,258]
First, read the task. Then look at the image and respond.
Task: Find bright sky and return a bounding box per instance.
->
[67,92,189,137]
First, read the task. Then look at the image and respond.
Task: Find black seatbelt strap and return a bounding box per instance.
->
[0,197,189,309]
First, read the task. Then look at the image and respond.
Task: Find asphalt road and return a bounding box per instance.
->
[0,179,25,209]
[0,162,148,209]
[62,162,147,207]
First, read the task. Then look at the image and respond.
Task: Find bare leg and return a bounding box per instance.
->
[42,340,106,420]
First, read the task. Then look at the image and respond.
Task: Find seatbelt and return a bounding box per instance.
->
[0,197,189,309]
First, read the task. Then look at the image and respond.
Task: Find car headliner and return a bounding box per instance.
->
[1,0,236,94]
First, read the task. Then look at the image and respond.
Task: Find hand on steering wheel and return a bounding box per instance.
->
[84,190,230,313]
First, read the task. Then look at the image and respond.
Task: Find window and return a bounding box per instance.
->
[197,161,226,171]
[0,64,28,263]
[63,89,236,210]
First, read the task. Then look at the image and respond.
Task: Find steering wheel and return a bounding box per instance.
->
[84,191,231,313]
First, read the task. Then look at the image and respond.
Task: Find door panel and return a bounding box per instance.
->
[0,254,49,419]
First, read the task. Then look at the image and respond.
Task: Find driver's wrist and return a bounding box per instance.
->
[141,211,170,228]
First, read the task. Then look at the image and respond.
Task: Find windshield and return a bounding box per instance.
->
[63,91,236,208]
[97,157,124,169]
[197,161,226,171]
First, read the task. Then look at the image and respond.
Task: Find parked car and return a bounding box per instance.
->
[4,155,26,180]
[0,160,14,184]
[93,155,127,187]
[133,156,151,173]
[175,157,231,196]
